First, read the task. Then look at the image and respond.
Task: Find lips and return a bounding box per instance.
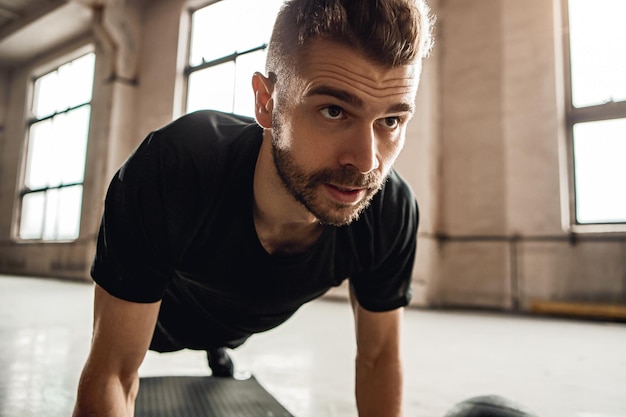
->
[324,184,366,204]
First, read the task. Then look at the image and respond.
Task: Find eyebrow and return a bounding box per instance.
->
[304,85,414,114]
[305,86,364,108]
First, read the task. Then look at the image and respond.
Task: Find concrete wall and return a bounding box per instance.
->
[399,0,626,312]
[0,0,624,315]
[0,69,7,216]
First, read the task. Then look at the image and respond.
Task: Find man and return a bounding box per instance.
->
[73,0,434,416]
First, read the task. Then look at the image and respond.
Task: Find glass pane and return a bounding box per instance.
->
[56,106,91,184]
[60,53,95,109]
[56,185,83,240]
[32,53,95,118]
[19,192,45,239]
[233,49,267,117]
[33,71,59,119]
[568,0,626,107]
[573,118,626,223]
[56,63,73,112]
[186,62,236,114]
[25,105,90,191]
[42,188,60,240]
[190,0,238,66]
[189,0,283,66]
[25,119,56,189]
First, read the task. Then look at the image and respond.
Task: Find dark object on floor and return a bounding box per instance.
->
[207,348,235,377]
[444,395,539,417]
[135,375,294,417]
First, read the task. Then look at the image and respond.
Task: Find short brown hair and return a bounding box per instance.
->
[266,0,434,82]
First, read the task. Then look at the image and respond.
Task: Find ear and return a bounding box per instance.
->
[252,72,274,128]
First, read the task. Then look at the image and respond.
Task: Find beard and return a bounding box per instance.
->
[270,114,385,227]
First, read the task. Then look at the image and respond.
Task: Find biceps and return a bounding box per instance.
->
[89,284,161,375]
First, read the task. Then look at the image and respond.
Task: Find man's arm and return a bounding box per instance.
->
[73,284,161,417]
[350,286,404,417]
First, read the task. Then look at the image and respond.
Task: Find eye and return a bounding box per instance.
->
[320,105,345,120]
[379,116,401,129]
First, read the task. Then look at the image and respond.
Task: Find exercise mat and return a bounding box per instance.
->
[135,375,294,417]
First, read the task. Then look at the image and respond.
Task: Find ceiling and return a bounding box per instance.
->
[0,0,92,68]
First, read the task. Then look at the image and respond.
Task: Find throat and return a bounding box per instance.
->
[254,219,325,256]
[252,135,325,255]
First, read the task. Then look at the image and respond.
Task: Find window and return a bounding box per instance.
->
[564,0,626,226]
[18,52,95,241]
[186,0,284,117]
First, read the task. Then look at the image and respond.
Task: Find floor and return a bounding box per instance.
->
[0,274,625,417]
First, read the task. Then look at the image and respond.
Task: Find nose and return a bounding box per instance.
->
[338,125,380,174]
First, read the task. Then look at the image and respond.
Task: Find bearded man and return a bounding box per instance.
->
[73,1,434,416]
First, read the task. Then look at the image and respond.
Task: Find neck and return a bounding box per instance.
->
[253,132,324,255]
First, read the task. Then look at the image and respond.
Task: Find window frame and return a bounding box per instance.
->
[561,0,626,233]
[184,42,268,114]
[183,0,278,116]
[15,46,95,243]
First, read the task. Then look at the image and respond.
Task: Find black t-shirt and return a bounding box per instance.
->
[92,110,419,349]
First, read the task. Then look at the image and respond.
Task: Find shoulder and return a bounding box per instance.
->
[124,110,261,182]
[367,169,419,230]
[153,110,260,154]
[114,110,262,218]
[159,110,257,137]
[105,111,261,263]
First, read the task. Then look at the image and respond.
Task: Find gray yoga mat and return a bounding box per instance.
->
[135,375,294,417]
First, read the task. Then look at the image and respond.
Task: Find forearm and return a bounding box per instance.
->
[355,356,403,417]
[72,369,139,417]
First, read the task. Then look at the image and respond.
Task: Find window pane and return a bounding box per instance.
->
[33,71,59,119]
[42,189,60,240]
[56,106,91,184]
[19,187,83,241]
[25,119,56,189]
[568,0,626,107]
[189,0,283,66]
[573,118,626,223]
[233,49,267,117]
[187,62,236,113]
[56,185,83,240]
[190,0,239,66]
[32,53,94,118]
[59,53,95,109]
[19,192,45,239]
[25,106,90,190]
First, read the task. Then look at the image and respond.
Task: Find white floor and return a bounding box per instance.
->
[0,274,625,417]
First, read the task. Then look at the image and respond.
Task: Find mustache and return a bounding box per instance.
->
[306,166,383,189]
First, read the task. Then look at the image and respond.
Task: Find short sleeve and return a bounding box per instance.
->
[349,171,419,312]
[91,132,174,303]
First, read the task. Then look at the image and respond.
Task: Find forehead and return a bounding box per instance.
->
[292,39,420,104]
